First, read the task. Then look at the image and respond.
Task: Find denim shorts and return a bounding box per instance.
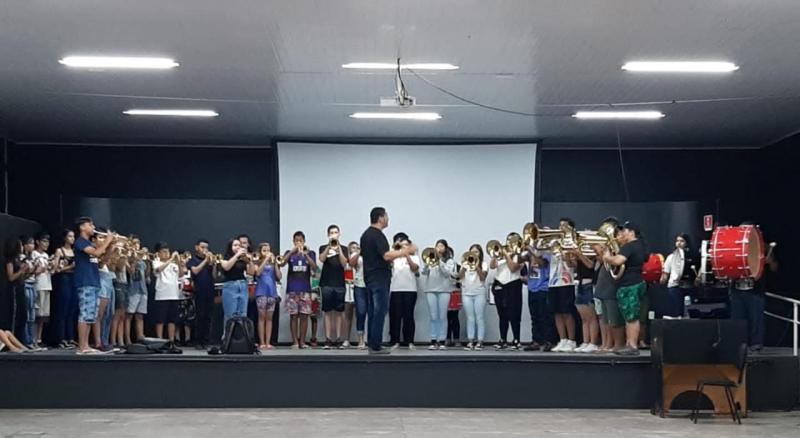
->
[575,283,594,306]
[114,282,128,310]
[99,276,114,300]
[77,286,101,323]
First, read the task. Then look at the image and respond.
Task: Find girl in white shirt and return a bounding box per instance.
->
[422,239,456,350]
[660,233,697,317]
[459,244,488,350]
[348,241,368,349]
[389,233,420,350]
[489,232,524,350]
[152,242,186,342]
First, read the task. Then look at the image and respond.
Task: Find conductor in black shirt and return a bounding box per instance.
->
[359,207,417,354]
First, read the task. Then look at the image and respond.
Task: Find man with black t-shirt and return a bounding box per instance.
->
[359,207,417,354]
[603,221,647,356]
[319,224,350,349]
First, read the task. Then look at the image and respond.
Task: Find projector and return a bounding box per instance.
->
[380,95,416,107]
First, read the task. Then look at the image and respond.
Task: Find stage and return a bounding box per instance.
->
[1,347,796,410]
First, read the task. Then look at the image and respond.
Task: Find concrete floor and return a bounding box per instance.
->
[0,409,797,437]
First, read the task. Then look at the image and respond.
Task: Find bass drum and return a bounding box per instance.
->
[642,253,664,283]
[710,225,765,280]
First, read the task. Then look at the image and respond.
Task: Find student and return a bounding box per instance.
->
[421,239,456,350]
[318,225,350,349]
[278,231,317,349]
[490,232,524,350]
[220,238,256,339]
[572,249,600,353]
[522,249,556,352]
[459,244,488,351]
[3,239,29,341]
[348,241,368,349]
[92,231,117,351]
[20,236,40,348]
[548,219,578,353]
[0,329,31,353]
[254,243,281,350]
[309,265,321,347]
[342,254,356,348]
[186,239,215,349]
[389,233,420,350]
[52,229,77,349]
[446,282,462,347]
[660,233,698,317]
[151,242,186,342]
[603,221,648,356]
[32,233,54,348]
[592,219,626,352]
[125,239,149,345]
[110,250,130,347]
[73,217,115,354]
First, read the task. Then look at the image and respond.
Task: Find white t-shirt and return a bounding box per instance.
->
[421,258,456,292]
[548,252,576,288]
[391,255,420,292]
[663,249,684,288]
[462,261,489,296]
[152,259,181,300]
[353,256,366,288]
[32,250,53,291]
[494,255,521,285]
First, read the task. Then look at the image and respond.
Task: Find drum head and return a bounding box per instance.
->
[747,227,765,280]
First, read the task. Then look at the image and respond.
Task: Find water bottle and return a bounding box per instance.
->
[683,295,692,319]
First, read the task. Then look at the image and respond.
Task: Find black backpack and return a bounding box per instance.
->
[221,316,258,354]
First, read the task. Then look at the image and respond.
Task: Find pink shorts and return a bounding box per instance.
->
[256,296,277,313]
[285,292,312,315]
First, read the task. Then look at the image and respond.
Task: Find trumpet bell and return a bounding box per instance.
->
[506,235,523,255]
[461,250,480,271]
[486,240,503,258]
[421,247,439,267]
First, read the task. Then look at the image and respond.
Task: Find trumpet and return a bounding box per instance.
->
[93,231,128,241]
[275,255,286,265]
[461,250,480,271]
[486,240,504,258]
[421,247,439,267]
[392,242,403,251]
[524,224,564,251]
[329,238,339,248]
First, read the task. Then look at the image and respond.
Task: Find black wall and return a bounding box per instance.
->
[6,145,278,252]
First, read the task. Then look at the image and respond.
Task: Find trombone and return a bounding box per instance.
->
[461,250,480,271]
[486,240,504,258]
[421,247,439,267]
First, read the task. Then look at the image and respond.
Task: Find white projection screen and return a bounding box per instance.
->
[277,142,537,342]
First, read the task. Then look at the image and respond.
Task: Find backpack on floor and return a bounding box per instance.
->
[222,316,257,354]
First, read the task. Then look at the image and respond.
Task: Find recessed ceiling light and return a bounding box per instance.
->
[59,56,179,69]
[572,111,665,120]
[349,112,441,120]
[123,109,218,117]
[342,62,459,70]
[621,61,738,73]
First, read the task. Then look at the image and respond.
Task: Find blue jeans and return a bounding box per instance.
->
[55,274,78,343]
[100,275,115,345]
[730,289,765,347]
[366,280,390,351]
[222,280,248,338]
[426,291,451,341]
[354,286,369,333]
[462,293,486,342]
[23,283,37,345]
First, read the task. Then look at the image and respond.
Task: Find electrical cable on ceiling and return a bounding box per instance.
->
[616,125,631,202]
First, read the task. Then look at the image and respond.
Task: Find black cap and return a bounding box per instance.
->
[622,221,641,235]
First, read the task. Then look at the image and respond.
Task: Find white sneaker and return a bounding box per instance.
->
[390,343,400,351]
[561,340,576,352]
[574,343,589,353]
[581,343,599,353]
[408,343,416,350]
[342,340,350,349]
[551,339,566,352]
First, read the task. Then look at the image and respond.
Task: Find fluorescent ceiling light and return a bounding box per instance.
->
[349,112,441,120]
[123,109,218,117]
[573,111,665,120]
[621,61,738,73]
[342,62,459,70]
[59,56,179,69]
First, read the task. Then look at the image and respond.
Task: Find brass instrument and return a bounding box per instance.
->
[392,242,403,251]
[486,240,504,258]
[558,223,580,251]
[421,247,439,267]
[506,235,523,255]
[524,224,564,251]
[461,250,480,271]
[93,231,128,241]
[275,255,286,265]
[329,238,339,248]
[576,221,620,256]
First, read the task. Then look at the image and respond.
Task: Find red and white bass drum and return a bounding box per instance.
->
[709,225,765,280]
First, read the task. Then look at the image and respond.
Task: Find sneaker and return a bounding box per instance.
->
[542,342,554,352]
[561,340,576,352]
[582,343,599,353]
[464,342,474,351]
[357,342,367,350]
[551,339,566,352]
[299,344,311,349]
[474,342,483,351]
[390,343,400,351]
[511,340,522,350]
[368,348,390,355]
[523,343,540,352]
[408,343,416,351]
[438,343,447,351]
[291,343,299,350]
[614,346,640,356]
[341,340,350,349]
[494,341,508,350]
[574,343,589,353]
[428,341,438,351]
[323,339,333,350]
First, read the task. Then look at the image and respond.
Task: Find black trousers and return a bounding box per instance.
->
[447,310,460,342]
[528,291,557,344]
[194,290,215,346]
[270,296,281,345]
[389,291,417,345]
[492,280,523,342]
